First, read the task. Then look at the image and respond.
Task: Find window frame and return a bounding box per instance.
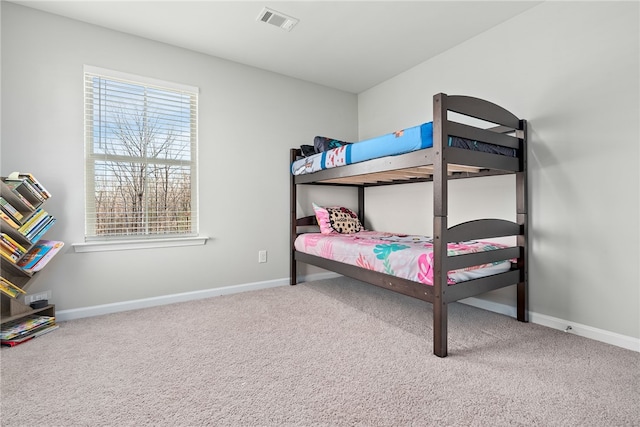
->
[75,65,207,252]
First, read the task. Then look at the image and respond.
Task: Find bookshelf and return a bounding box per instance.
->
[0,172,62,343]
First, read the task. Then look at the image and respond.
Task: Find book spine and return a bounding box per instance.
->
[22,181,45,202]
[0,244,20,261]
[4,185,35,210]
[28,218,56,244]
[24,214,51,239]
[0,249,18,263]
[0,197,24,221]
[26,216,54,241]
[18,208,46,234]
[5,178,44,202]
[0,211,20,229]
[0,276,26,298]
[1,232,27,254]
[0,315,55,340]
[0,283,20,298]
[19,174,51,199]
[1,324,59,346]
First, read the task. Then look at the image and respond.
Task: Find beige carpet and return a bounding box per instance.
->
[1,277,638,426]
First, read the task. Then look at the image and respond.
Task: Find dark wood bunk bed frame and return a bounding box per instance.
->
[290,93,528,357]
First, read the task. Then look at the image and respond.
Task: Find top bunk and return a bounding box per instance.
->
[291,93,527,187]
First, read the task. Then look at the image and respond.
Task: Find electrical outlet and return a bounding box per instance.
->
[258,250,267,263]
[23,290,52,305]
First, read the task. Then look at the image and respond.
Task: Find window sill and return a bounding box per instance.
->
[72,236,210,253]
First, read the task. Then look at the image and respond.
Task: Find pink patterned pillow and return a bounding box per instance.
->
[312,203,363,234]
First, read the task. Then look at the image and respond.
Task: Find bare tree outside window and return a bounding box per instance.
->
[84,70,198,240]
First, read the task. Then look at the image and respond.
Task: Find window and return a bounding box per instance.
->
[83,66,199,242]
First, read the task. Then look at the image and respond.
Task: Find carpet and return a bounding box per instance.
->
[1,277,638,426]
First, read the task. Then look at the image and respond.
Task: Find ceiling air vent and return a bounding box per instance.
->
[257,7,299,32]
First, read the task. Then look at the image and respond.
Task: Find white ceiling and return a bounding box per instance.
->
[11,1,542,93]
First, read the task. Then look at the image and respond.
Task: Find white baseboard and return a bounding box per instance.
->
[460,297,640,353]
[56,272,340,322]
[56,278,287,322]
[57,275,639,353]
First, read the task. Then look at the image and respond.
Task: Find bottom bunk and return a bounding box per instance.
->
[290,210,528,358]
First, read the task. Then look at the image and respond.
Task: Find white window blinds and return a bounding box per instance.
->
[84,66,199,240]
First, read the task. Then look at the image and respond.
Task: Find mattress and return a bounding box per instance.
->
[294,231,513,285]
[291,122,516,176]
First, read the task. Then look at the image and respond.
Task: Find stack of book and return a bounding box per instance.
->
[1,172,56,247]
[17,208,56,243]
[0,314,58,347]
[0,276,26,298]
[1,238,63,272]
[0,196,24,225]
[4,172,51,201]
[0,233,27,262]
[16,240,64,272]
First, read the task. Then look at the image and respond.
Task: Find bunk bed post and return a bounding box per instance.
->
[357,186,365,228]
[432,93,449,357]
[516,120,529,322]
[290,148,299,286]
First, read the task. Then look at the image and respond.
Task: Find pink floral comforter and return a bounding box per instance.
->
[295,231,512,285]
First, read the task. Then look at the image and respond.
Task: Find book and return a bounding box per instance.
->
[0,314,55,340]
[25,214,53,240]
[0,239,22,260]
[0,248,18,263]
[0,211,20,229]
[24,240,64,272]
[4,177,45,202]
[0,235,21,255]
[1,232,27,254]
[0,276,26,298]
[18,208,46,234]
[1,324,58,347]
[2,181,36,210]
[0,197,23,221]
[17,242,53,269]
[7,172,51,199]
[28,217,56,243]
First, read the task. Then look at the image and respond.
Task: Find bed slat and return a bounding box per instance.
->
[294,149,435,185]
[313,164,488,186]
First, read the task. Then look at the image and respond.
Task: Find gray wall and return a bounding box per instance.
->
[2,2,638,344]
[1,3,357,310]
[358,1,639,339]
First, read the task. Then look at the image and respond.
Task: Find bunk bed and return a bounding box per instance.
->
[290,93,528,357]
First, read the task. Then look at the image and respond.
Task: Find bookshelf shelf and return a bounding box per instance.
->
[1,173,62,344]
[1,303,55,324]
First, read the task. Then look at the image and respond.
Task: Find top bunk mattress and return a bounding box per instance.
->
[291,122,516,176]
